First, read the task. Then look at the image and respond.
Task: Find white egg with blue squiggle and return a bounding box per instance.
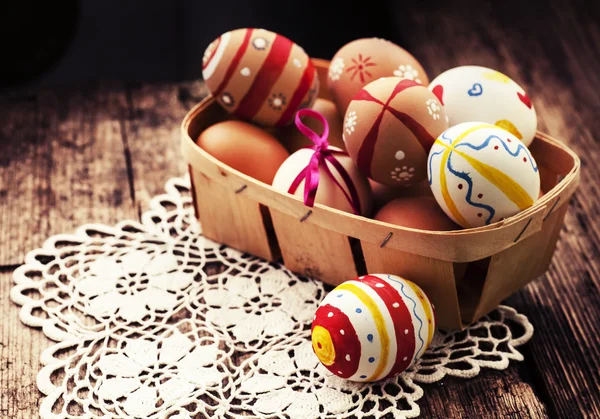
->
[427,122,541,228]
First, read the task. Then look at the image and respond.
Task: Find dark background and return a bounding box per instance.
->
[0,0,401,92]
[3,0,598,93]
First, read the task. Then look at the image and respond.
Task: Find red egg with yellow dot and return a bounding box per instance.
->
[311,274,436,382]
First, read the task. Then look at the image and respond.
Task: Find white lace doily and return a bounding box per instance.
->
[10,175,534,419]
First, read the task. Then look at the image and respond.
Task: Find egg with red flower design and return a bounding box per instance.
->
[327,38,429,119]
[311,274,436,382]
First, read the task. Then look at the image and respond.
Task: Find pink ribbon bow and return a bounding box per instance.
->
[287,108,362,215]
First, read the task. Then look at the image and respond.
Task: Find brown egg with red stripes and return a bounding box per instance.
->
[343,77,449,187]
[311,274,436,382]
[202,28,319,127]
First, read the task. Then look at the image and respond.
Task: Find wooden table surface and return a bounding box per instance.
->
[2,1,599,418]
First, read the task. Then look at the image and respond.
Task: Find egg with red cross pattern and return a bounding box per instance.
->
[343,77,449,187]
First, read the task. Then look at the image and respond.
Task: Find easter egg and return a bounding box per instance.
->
[202,28,319,127]
[375,196,461,231]
[428,122,541,228]
[401,179,435,198]
[328,38,429,118]
[277,98,346,153]
[197,120,290,184]
[428,65,537,146]
[272,147,373,216]
[343,77,449,187]
[369,179,402,212]
[369,178,435,214]
[311,274,436,382]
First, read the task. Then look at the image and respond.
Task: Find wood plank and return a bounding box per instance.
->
[269,208,359,282]
[0,268,50,419]
[122,81,207,214]
[419,366,548,418]
[507,199,600,418]
[0,84,137,265]
[190,168,277,261]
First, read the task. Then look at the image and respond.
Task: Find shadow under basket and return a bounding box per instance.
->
[181,59,581,330]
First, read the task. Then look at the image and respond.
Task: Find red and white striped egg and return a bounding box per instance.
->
[311,274,436,382]
[202,28,319,127]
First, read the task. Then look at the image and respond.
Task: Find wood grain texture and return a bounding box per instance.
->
[123,81,207,213]
[191,168,277,261]
[0,84,137,266]
[418,366,548,419]
[269,208,359,281]
[1,0,599,417]
[0,269,51,419]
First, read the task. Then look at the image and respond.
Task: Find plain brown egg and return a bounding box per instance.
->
[369,179,402,213]
[197,120,290,184]
[374,196,461,231]
[277,98,346,153]
[369,179,434,213]
[402,180,435,198]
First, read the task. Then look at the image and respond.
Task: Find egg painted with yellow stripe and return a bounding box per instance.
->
[427,122,541,228]
[311,274,436,382]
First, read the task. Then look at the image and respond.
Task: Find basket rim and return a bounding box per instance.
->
[181,72,581,262]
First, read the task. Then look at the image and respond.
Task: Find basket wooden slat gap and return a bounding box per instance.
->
[455,258,490,324]
[349,237,368,277]
[190,167,278,261]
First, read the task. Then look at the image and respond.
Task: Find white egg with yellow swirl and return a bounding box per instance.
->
[428,65,537,146]
[427,122,541,228]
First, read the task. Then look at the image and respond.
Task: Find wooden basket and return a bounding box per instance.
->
[181,59,581,329]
